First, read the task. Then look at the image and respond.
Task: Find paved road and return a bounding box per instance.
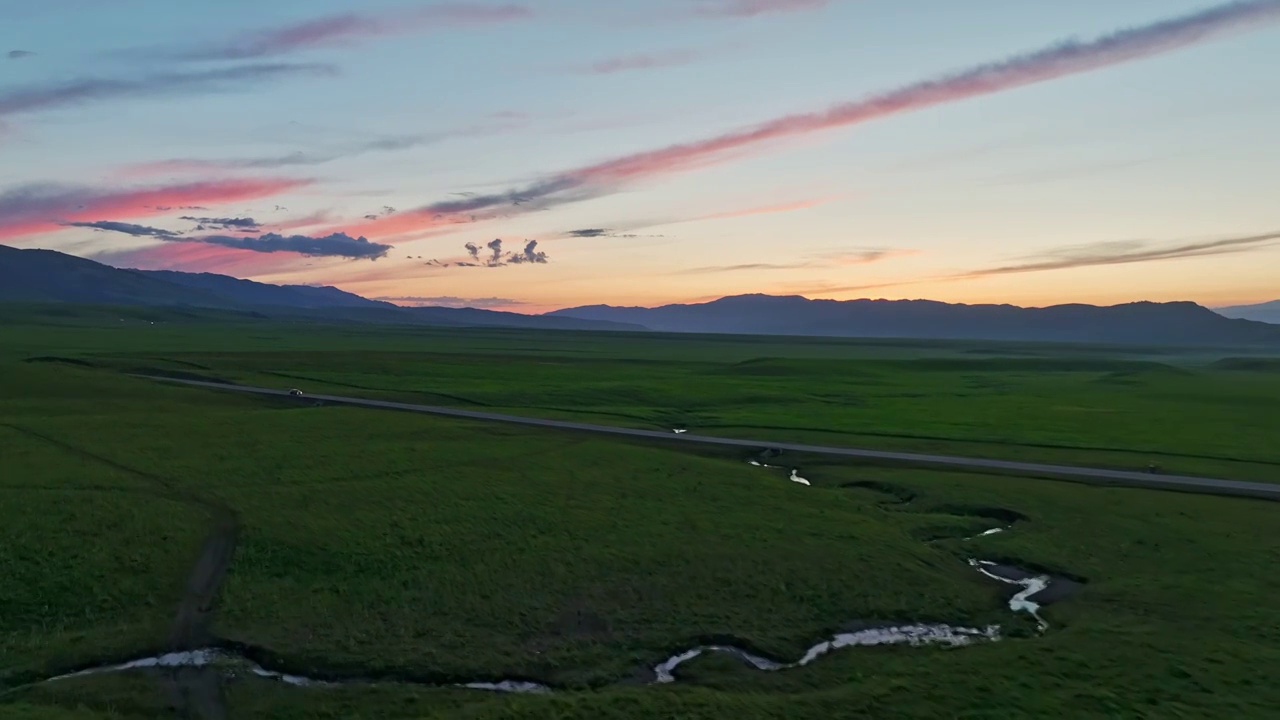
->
[144,376,1280,501]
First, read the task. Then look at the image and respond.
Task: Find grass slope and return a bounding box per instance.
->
[3,316,1279,718]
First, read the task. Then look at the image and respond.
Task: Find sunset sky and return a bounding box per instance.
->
[3,0,1278,312]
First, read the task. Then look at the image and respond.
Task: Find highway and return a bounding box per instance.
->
[143,376,1280,501]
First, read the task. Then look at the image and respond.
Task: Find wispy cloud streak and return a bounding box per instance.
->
[691,197,836,222]
[183,231,391,259]
[179,216,262,232]
[0,179,310,240]
[125,117,526,176]
[344,1,1280,239]
[64,220,182,239]
[674,248,907,274]
[958,231,1280,279]
[805,231,1280,295]
[374,295,526,308]
[693,0,831,18]
[575,49,701,75]
[560,198,830,240]
[0,64,334,118]
[7,50,36,60]
[127,136,433,175]
[571,0,1280,185]
[170,4,531,61]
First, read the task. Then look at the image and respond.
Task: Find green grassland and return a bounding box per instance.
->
[15,306,1280,481]
[2,310,1279,718]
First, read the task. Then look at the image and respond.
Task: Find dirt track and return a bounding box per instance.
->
[168,509,239,652]
[4,423,239,718]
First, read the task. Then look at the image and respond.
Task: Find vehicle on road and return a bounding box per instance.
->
[288,388,304,397]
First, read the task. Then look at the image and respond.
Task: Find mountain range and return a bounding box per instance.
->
[550,295,1280,346]
[0,245,637,332]
[1216,300,1280,325]
[2,244,1277,346]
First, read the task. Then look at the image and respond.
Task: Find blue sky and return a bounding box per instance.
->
[2,0,1278,311]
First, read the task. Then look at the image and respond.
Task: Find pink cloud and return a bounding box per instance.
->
[0,178,310,241]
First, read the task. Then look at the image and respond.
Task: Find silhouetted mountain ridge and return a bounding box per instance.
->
[551,294,1280,346]
[139,270,393,310]
[0,245,636,332]
[4,246,1276,345]
[1216,300,1280,325]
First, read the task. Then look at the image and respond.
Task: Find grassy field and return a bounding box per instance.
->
[16,304,1280,481]
[2,309,1279,718]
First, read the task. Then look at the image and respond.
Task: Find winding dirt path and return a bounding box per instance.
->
[4,424,238,719]
[167,509,239,652]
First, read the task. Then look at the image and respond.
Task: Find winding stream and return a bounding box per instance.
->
[47,649,551,694]
[967,559,1052,631]
[653,624,1000,683]
[36,526,1058,692]
[745,458,808,486]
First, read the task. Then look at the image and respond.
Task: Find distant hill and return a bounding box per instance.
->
[1216,300,1280,325]
[7,245,1276,345]
[139,269,392,311]
[550,294,1280,347]
[0,245,231,307]
[0,245,636,332]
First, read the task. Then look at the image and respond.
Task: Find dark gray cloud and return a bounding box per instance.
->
[565,228,611,238]
[506,239,548,264]
[179,216,262,232]
[190,231,390,259]
[0,63,335,118]
[439,238,549,268]
[363,205,397,220]
[373,295,526,309]
[7,50,36,60]
[562,227,663,239]
[425,176,585,216]
[64,220,182,239]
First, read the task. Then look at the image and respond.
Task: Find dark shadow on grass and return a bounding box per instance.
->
[260,371,490,407]
[127,368,232,385]
[840,480,917,505]
[929,505,1029,525]
[22,356,96,368]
